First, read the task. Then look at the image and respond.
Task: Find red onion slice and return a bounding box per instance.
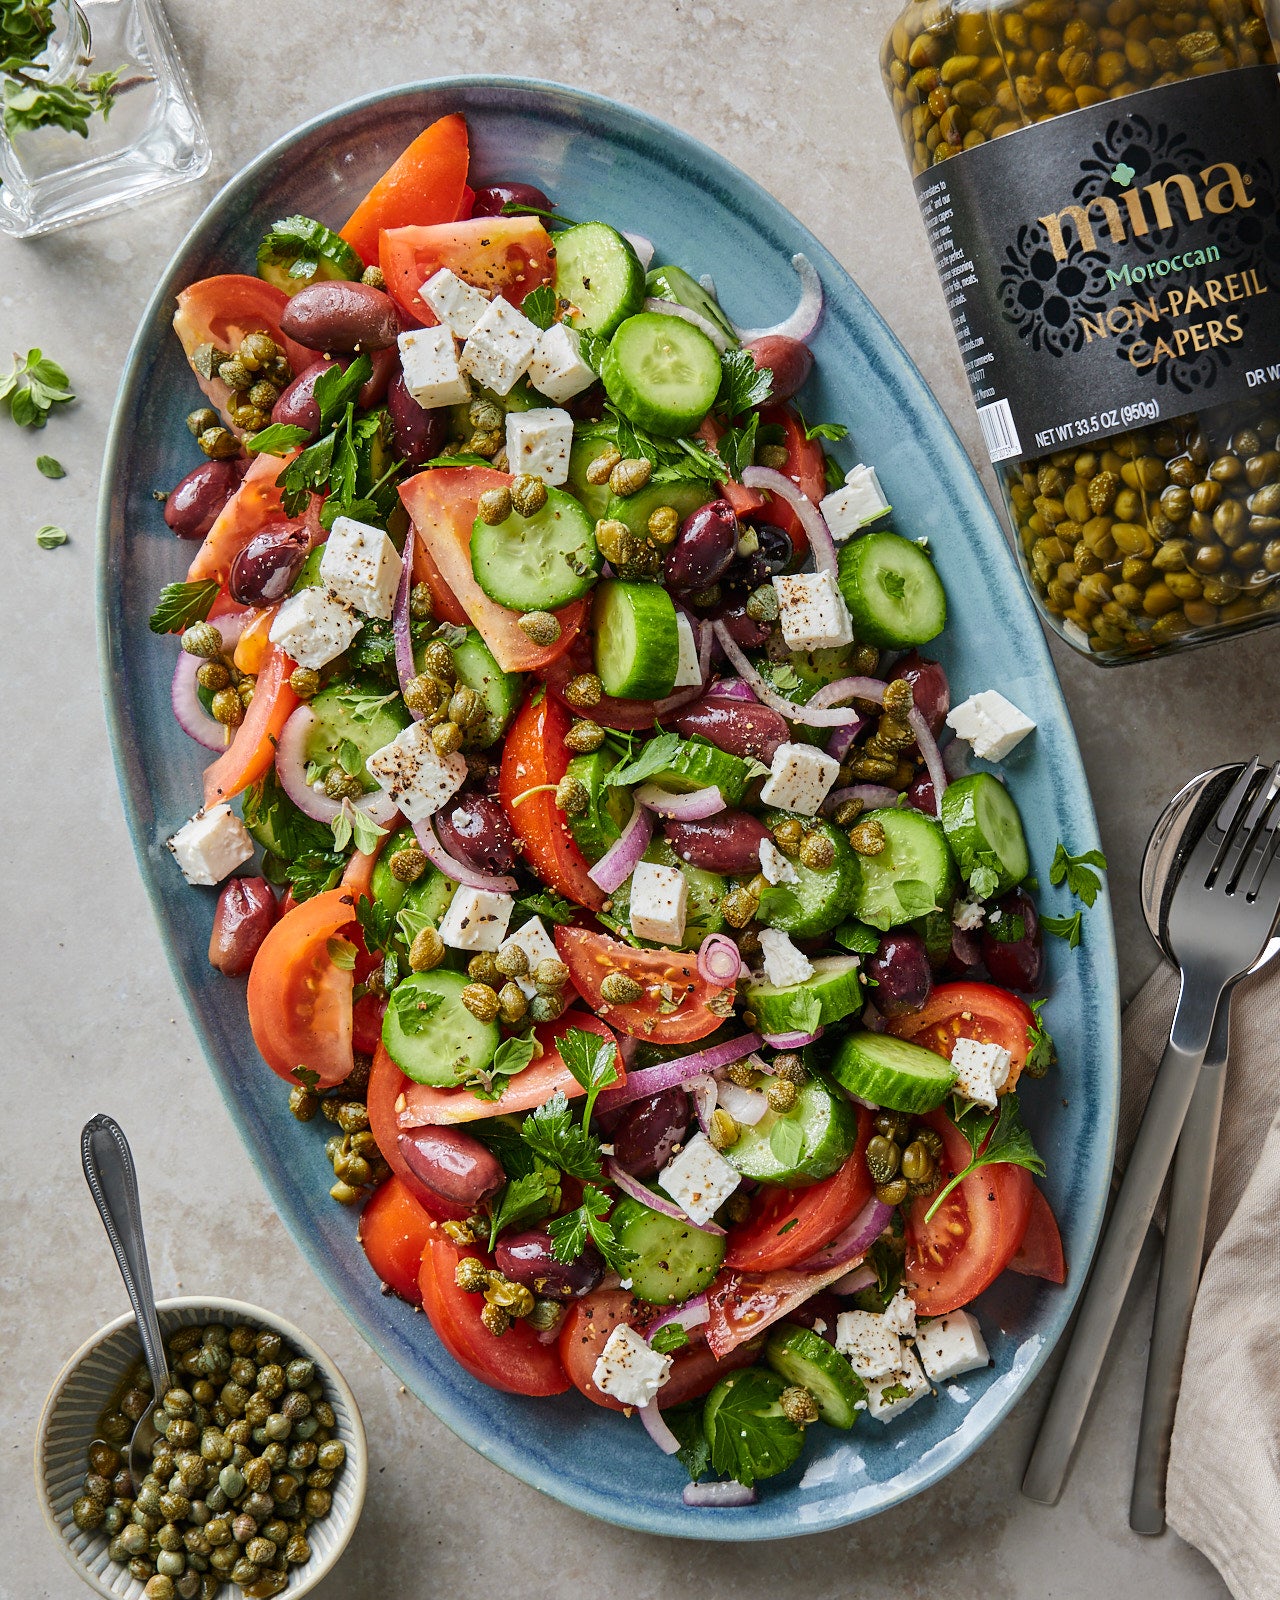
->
[605,1158,726,1234]
[636,783,725,821]
[642,296,730,354]
[683,1481,758,1507]
[942,736,972,781]
[638,1400,682,1455]
[831,1263,877,1295]
[909,707,948,819]
[823,783,899,815]
[716,1079,768,1126]
[412,817,518,893]
[808,675,888,710]
[762,1027,823,1049]
[391,529,421,720]
[951,923,982,969]
[647,1294,710,1342]
[651,683,707,719]
[708,677,758,702]
[623,232,655,270]
[741,465,835,574]
[826,718,867,763]
[276,706,401,828]
[733,252,823,344]
[697,933,742,986]
[712,623,862,727]
[861,1002,887,1035]
[170,610,251,751]
[688,1073,717,1135]
[595,1033,762,1114]
[795,1197,893,1271]
[587,799,653,893]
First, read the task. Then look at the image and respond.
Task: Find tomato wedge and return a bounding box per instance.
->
[499,693,605,912]
[750,405,826,557]
[395,1010,618,1127]
[419,1232,570,1396]
[187,452,292,585]
[410,533,470,627]
[202,645,298,807]
[705,1260,859,1358]
[554,925,734,1044]
[1009,1184,1067,1284]
[173,276,312,430]
[693,416,767,517]
[904,1109,1034,1315]
[888,980,1038,1094]
[367,1043,472,1218]
[246,887,361,1089]
[339,113,470,266]
[724,1112,874,1271]
[359,1176,435,1304]
[399,467,586,673]
[381,215,554,327]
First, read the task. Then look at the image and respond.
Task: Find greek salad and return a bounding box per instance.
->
[151,111,1081,1504]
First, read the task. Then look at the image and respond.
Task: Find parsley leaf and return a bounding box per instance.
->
[36,453,64,477]
[650,1323,690,1355]
[715,411,758,483]
[663,1403,712,1483]
[549,1183,635,1277]
[1024,998,1055,1078]
[967,861,1002,901]
[769,990,821,1038]
[512,889,577,926]
[1049,843,1108,907]
[987,909,1027,944]
[577,331,608,374]
[520,1089,604,1182]
[805,420,849,442]
[555,1027,620,1124]
[291,1065,321,1089]
[521,284,557,331]
[1041,909,1083,948]
[834,919,881,955]
[717,346,773,418]
[500,200,576,227]
[823,454,845,491]
[603,731,682,788]
[390,980,446,1036]
[755,882,803,927]
[0,347,74,428]
[245,422,310,456]
[313,354,372,427]
[486,1162,561,1252]
[355,896,397,959]
[924,1093,1045,1223]
[283,850,345,901]
[242,769,335,861]
[276,432,335,517]
[148,578,220,634]
[704,1368,803,1487]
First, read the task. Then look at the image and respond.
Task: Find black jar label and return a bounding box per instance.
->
[914,66,1280,462]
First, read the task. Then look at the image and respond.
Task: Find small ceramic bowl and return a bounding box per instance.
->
[35,1296,367,1598]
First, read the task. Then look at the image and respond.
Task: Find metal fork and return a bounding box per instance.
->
[1023,757,1280,1505]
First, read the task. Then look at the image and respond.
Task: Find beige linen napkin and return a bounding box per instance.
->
[1119,959,1280,1599]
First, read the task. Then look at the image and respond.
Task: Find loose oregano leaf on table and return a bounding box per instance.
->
[36,453,64,477]
[35,523,67,548]
[1,348,75,428]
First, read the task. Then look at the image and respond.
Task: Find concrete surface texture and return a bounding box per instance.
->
[4,1,1276,1594]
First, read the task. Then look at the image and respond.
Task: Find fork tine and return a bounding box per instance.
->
[1243,793,1280,902]
[1220,760,1280,890]
[1195,757,1264,883]
[1214,756,1260,836]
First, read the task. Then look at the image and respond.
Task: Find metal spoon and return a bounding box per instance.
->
[1129,764,1280,1533]
[81,1114,170,1490]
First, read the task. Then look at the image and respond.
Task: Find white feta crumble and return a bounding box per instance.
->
[628,860,687,946]
[319,515,402,621]
[591,1323,672,1408]
[882,1289,918,1339]
[459,298,539,394]
[819,464,890,541]
[758,838,799,886]
[672,611,703,689]
[949,1035,1012,1110]
[527,323,597,403]
[759,742,840,816]
[437,886,515,953]
[952,897,985,931]
[865,1347,932,1422]
[914,1311,990,1382]
[658,1130,741,1225]
[504,406,573,486]
[945,690,1036,762]
[168,804,255,886]
[366,721,466,822]
[498,915,560,998]
[757,927,814,989]
[419,266,490,338]
[773,570,854,651]
[835,1310,905,1381]
[397,326,470,410]
[268,587,361,671]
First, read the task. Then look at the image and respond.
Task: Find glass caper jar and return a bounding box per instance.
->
[881,0,1280,662]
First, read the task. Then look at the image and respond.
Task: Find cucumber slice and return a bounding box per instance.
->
[645,264,739,346]
[304,680,411,794]
[830,1031,956,1114]
[608,838,726,949]
[257,214,363,295]
[845,807,958,931]
[593,579,680,699]
[601,313,722,438]
[610,1195,727,1305]
[837,532,947,648]
[765,1324,866,1429]
[292,545,325,593]
[241,770,333,862]
[381,969,499,1087]
[564,750,633,864]
[603,478,713,544]
[940,772,1030,894]
[370,825,458,930]
[743,955,863,1036]
[471,487,600,612]
[449,629,520,748]
[566,436,617,524]
[554,222,647,337]
[644,738,754,808]
[724,1074,859,1185]
[759,813,860,939]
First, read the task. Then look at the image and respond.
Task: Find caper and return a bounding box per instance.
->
[517,610,561,647]
[600,970,644,1004]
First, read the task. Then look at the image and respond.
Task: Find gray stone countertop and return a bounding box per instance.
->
[4,2,1275,1594]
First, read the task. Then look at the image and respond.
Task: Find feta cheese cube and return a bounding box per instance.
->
[504,406,573,486]
[882,1289,918,1339]
[419,267,490,338]
[319,515,402,621]
[398,327,470,410]
[820,464,890,541]
[499,915,560,999]
[865,1348,932,1422]
[945,690,1036,762]
[914,1311,990,1382]
[658,1130,741,1225]
[757,927,814,989]
[437,886,515,953]
[758,838,798,886]
[591,1323,672,1408]
[774,571,854,651]
[835,1310,905,1381]
[168,804,255,886]
[527,323,597,404]
[949,1035,1012,1110]
[672,611,703,689]
[952,898,985,932]
[268,587,361,671]
[366,722,466,822]
[759,742,840,816]
[459,298,539,395]
[628,860,687,946]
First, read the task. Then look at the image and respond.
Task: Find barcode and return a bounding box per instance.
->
[976,398,1022,463]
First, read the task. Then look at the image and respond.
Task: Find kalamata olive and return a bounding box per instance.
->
[470,182,552,218]
[271,359,331,439]
[665,499,738,592]
[164,459,244,540]
[434,793,517,875]
[279,280,399,352]
[675,696,788,762]
[397,1127,504,1208]
[867,929,933,1016]
[360,344,398,408]
[905,772,936,815]
[788,1291,843,1341]
[229,523,311,607]
[387,371,449,467]
[494,1228,603,1300]
[665,811,772,876]
[707,599,771,647]
[981,888,1044,992]
[890,651,950,736]
[208,877,277,975]
[745,335,813,402]
[750,522,795,575]
[613,1088,692,1177]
